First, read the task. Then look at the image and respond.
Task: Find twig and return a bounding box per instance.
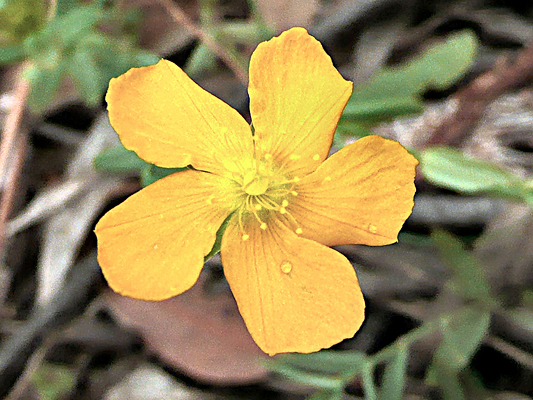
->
[0,65,31,262]
[157,0,249,85]
[486,335,533,370]
[427,41,533,146]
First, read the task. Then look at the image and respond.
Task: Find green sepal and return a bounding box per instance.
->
[204,212,233,261]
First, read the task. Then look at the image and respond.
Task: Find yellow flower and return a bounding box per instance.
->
[95,27,418,356]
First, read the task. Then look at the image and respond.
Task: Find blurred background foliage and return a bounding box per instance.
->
[1,0,533,399]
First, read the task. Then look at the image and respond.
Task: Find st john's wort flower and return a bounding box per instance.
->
[95,27,418,356]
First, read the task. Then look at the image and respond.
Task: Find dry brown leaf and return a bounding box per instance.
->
[255,0,319,32]
[105,272,268,385]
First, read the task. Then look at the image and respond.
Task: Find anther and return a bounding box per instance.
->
[289,154,301,161]
[254,204,262,210]
[281,200,289,207]
[312,154,320,161]
[293,176,300,182]
[295,228,303,234]
[291,191,298,196]
[242,234,250,241]
[280,208,287,214]
[324,176,331,182]
[264,153,272,160]
[260,223,267,230]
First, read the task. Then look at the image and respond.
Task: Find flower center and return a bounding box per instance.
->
[232,154,303,241]
[242,171,269,196]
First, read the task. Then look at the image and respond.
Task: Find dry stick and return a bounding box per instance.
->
[0,69,31,261]
[157,0,249,85]
[427,41,533,147]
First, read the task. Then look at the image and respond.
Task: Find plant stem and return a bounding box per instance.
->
[157,0,249,85]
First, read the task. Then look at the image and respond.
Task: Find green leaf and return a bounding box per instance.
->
[427,365,466,400]
[54,5,101,44]
[431,230,491,302]
[308,390,344,400]
[69,46,104,106]
[94,146,147,173]
[32,362,77,400]
[420,147,523,198]
[434,307,491,371]
[0,44,25,63]
[267,361,344,390]
[361,363,377,400]
[379,345,408,400]
[185,43,218,77]
[56,0,81,16]
[344,30,478,124]
[140,164,186,187]
[427,307,490,400]
[275,350,368,376]
[507,307,533,337]
[26,64,63,113]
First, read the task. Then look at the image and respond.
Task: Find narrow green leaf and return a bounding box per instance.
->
[140,164,186,187]
[0,44,25,63]
[69,47,104,106]
[308,390,344,400]
[434,307,491,371]
[428,364,466,400]
[344,30,478,124]
[275,350,368,375]
[379,345,409,400]
[507,307,533,336]
[56,0,81,16]
[94,146,147,173]
[266,362,344,390]
[185,43,217,77]
[54,5,101,44]
[26,65,63,113]
[220,21,266,44]
[361,363,377,400]
[432,230,491,302]
[420,147,522,197]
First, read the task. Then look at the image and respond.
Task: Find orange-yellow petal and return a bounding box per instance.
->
[106,59,254,176]
[95,170,232,301]
[248,27,352,176]
[291,135,418,247]
[221,218,365,356]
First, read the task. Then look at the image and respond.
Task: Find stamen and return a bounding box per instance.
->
[260,223,267,230]
[281,200,289,207]
[324,176,331,182]
[291,191,298,196]
[289,154,301,161]
[312,154,320,161]
[280,208,287,214]
[254,204,262,210]
[264,153,272,160]
[296,228,303,234]
[242,234,249,241]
